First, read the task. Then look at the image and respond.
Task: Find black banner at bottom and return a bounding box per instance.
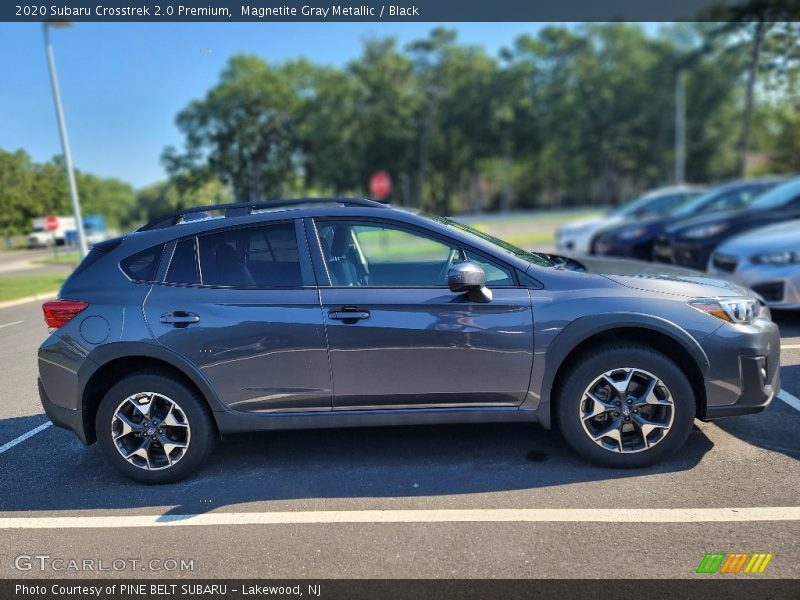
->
[4,579,800,600]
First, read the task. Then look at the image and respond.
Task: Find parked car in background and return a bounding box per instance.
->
[592,178,785,261]
[38,198,780,482]
[709,221,800,309]
[555,185,702,255]
[28,216,76,248]
[657,175,800,271]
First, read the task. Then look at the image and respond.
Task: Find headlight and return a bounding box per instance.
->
[681,223,729,239]
[617,226,648,241]
[751,250,800,265]
[688,297,760,325]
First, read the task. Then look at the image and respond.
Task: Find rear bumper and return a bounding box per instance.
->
[38,377,89,444]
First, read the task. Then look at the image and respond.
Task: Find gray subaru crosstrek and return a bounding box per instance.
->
[38,199,781,483]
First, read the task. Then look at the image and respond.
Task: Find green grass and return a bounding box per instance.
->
[33,252,80,266]
[0,274,66,302]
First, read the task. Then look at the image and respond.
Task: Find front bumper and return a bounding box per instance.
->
[38,377,89,444]
[593,238,654,261]
[699,317,781,420]
[669,240,713,271]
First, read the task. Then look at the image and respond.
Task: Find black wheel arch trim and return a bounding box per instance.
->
[80,341,229,415]
[534,312,711,428]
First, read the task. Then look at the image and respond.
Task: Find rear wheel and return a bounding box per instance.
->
[556,344,695,468]
[96,372,216,483]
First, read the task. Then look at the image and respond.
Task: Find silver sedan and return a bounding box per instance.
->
[709,220,800,309]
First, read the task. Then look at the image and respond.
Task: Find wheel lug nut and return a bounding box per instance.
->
[613,411,620,417]
[624,416,631,421]
[633,409,639,414]
[626,399,633,404]
[614,401,621,406]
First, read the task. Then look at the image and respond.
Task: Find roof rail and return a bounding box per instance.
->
[137,198,388,231]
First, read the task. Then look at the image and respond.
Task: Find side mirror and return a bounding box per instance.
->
[448,261,492,302]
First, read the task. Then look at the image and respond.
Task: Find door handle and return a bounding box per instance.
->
[160,311,201,325]
[328,307,370,321]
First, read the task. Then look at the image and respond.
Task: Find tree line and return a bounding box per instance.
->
[1,20,799,236]
[162,21,800,216]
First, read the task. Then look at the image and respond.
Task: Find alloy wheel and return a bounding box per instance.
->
[579,367,675,453]
[111,392,191,470]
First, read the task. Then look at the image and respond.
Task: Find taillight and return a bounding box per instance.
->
[42,300,88,328]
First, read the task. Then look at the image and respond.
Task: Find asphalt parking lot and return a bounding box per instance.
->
[0,298,798,579]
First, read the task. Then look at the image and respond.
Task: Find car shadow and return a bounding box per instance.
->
[711,364,800,462]
[0,416,714,516]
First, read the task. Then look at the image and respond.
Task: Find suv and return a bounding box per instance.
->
[38,199,781,483]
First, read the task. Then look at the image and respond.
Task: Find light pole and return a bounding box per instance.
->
[43,22,88,258]
[674,69,687,186]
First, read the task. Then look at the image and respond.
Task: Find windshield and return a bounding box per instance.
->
[432,216,554,267]
[749,177,800,210]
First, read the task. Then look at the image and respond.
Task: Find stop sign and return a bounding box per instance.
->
[369,171,392,199]
[45,216,59,232]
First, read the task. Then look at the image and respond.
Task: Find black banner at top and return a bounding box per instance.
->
[5,0,800,22]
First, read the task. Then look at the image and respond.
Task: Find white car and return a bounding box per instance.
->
[555,185,703,255]
[709,220,800,309]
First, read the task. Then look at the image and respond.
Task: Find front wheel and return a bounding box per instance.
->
[556,344,695,468]
[96,371,216,483]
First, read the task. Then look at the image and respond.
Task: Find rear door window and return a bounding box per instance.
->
[165,238,200,285]
[197,222,302,288]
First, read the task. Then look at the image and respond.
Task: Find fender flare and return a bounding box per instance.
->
[535,313,711,427]
[80,341,228,413]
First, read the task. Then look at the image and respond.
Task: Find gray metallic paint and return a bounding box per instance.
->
[38,203,782,446]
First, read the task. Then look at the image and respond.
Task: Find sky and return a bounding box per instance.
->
[0,22,660,189]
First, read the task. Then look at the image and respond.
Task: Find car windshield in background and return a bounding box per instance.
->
[433,216,554,267]
[749,177,800,210]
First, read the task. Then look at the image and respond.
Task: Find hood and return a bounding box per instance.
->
[716,220,800,255]
[574,256,753,299]
[599,216,670,239]
[558,215,620,234]
[665,208,749,235]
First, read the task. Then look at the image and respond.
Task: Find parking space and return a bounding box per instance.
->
[0,300,798,578]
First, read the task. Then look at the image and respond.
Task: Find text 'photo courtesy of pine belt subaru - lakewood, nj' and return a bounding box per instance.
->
[37,199,781,483]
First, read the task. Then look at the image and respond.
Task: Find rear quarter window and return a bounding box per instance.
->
[120,244,164,282]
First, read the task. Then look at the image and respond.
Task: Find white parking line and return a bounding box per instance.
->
[0,320,24,330]
[0,421,52,455]
[778,390,800,412]
[0,506,798,529]
[782,344,800,350]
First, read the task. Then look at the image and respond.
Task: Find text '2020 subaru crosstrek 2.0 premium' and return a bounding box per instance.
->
[38,199,781,483]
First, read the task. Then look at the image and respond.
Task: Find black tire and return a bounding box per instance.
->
[96,371,216,484]
[556,344,695,468]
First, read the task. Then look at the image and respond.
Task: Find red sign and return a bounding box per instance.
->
[45,216,59,232]
[369,171,392,199]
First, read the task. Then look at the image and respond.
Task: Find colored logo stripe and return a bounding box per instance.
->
[697,552,773,574]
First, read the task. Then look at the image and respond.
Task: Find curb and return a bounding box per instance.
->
[0,291,58,311]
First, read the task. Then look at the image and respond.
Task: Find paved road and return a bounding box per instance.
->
[0,248,74,277]
[0,299,797,579]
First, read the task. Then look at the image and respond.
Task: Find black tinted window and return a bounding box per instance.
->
[198,223,302,288]
[166,238,200,285]
[120,245,163,282]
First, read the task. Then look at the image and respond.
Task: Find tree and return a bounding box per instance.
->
[163,55,303,201]
[703,1,800,175]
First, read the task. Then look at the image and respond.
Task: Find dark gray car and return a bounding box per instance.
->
[38,199,781,483]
